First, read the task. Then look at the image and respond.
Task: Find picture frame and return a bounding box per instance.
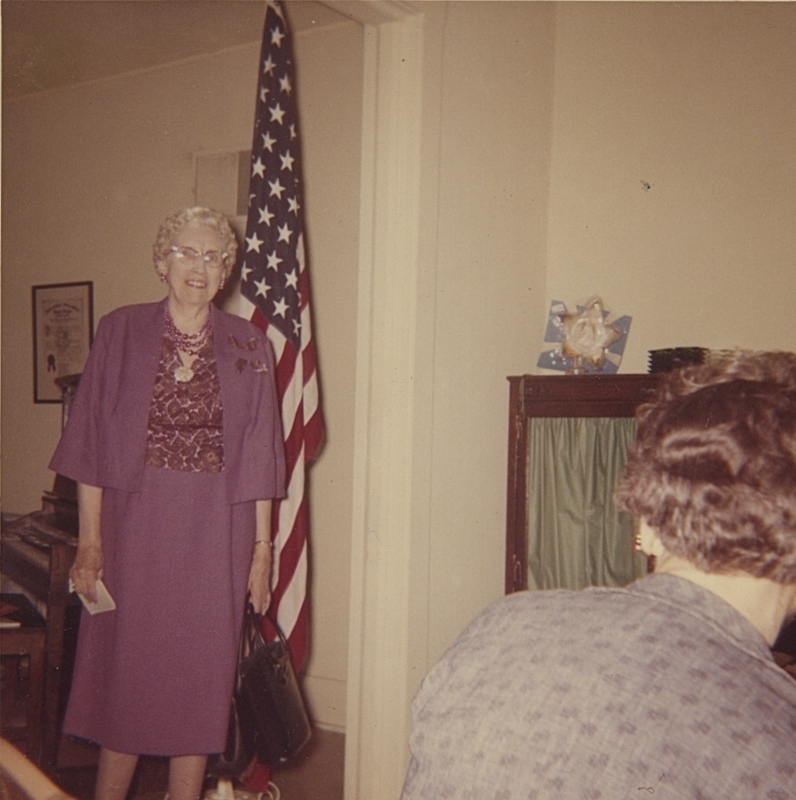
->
[32,281,94,403]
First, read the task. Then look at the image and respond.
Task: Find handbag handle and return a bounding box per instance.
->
[238,603,291,663]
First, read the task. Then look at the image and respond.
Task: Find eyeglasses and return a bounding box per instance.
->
[169,246,228,269]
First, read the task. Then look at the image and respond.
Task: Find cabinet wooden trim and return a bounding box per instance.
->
[505,374,662,594]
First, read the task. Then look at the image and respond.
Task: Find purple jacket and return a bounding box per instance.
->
[49,299,286,505]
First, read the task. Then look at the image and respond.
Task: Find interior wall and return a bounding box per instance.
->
[546,2,796,372]
[2,48,259,513]
[345,4,555,795]
[351,3,796,792]
[343,1,555,791]
[420,0,555,670]
[0,7,362,732]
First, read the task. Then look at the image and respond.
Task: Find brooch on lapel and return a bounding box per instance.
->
[229,334,269,374]
[229,335,261,352]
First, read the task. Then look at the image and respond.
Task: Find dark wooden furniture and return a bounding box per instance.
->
[0,373,82,773]
[0,593,47,761]
[1,516,79,772]
[505,374,662,594]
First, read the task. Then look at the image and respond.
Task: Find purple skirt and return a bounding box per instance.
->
[63,466,255,756]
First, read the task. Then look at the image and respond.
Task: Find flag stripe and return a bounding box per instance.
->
[272,505,305,608]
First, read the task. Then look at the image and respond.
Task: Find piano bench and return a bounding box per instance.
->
[1,594,47,766]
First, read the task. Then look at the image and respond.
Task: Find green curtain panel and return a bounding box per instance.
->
[527,417,647,591]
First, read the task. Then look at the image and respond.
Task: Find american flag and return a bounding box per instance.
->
[239,0,323,672]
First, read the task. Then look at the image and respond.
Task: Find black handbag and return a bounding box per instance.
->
[212,606,312,775]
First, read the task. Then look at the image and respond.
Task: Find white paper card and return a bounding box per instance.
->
[69,578,117,615]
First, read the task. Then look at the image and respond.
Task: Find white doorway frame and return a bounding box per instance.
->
[324,2,426,798]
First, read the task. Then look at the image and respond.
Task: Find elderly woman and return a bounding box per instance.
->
[50,208,285,800]
[401,351,796,799]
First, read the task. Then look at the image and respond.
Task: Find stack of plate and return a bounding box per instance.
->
[648,348,709,373]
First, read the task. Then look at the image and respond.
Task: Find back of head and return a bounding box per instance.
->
[615,351,796,583]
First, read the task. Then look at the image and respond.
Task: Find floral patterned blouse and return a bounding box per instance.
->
[145,335,224,473]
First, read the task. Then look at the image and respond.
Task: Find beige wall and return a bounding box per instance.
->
[1,7,362,732]
[345,3,796,795]
[420,0,554,670]
[342,6,554,795]
[547,2,796,371]
[2,48,260,512]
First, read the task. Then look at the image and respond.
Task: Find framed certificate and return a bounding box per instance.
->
[32,281,94,403]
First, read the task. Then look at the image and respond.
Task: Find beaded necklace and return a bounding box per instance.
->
[165,309,212,382]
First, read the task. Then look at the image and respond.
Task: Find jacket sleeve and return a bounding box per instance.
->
[48,315,110,486]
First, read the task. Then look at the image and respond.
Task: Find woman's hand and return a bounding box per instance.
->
[247,543,273,614]
[70,543,103,603]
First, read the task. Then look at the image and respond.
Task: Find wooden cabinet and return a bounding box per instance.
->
[505,374,661,594]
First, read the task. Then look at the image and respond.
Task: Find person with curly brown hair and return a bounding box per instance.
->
[401,351,796,800]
